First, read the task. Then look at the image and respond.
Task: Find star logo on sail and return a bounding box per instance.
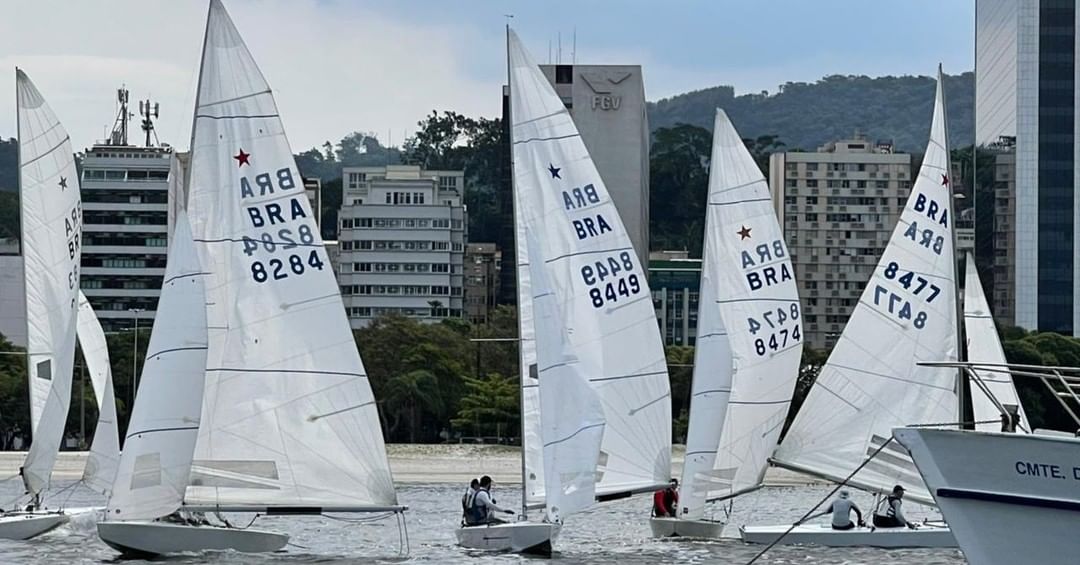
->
[737,225,752,240]
[941,174,949,187]
[548,163,561,179]
[57,176,67,191]
[234,148,252,168]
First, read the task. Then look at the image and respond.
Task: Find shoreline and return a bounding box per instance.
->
[2,445,824,486]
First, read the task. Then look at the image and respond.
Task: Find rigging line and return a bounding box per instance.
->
[194,113,280,121]
[745,436,899,565]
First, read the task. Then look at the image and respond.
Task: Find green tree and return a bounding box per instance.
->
[665,345,695,442]
[649,123,711,255]
[452,372,519,439]
[781,346,830,439]
[381,369,443,443]
[0,333,29,449]
[742,134,786,174]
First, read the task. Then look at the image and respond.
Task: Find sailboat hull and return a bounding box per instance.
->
[896,427,1080,565]
[649,516,725,538]
[0,511,68,540]
[97,521,289,556]
[455,521,559,555]
[739,523,956,548]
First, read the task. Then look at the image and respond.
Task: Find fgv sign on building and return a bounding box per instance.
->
[582,71,632,111]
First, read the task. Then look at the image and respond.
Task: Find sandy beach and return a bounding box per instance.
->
[0,444,822,486]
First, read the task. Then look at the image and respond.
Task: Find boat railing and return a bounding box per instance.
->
[919,361,1080,432]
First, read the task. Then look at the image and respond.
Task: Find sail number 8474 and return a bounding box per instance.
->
[747,303,801,356]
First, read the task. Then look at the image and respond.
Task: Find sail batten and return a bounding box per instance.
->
[507,30,671,517]
[17,69,83,496]
[678,110,802,520]
[183,0,396,510]
[774,70,959,504]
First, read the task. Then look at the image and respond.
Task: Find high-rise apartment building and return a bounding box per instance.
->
[770,134,913,350]
[337,165,466,328]
[498,63,651,305]
[464,243,501,325]
[649,250,701,347]
[975,0,1080,334]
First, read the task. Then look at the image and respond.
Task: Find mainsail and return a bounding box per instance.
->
[184,0,397,510]
[17,69,83,495]
[679,110,802,520]
[963,252,1029,432]
[774,69,958,506]
[508,29,671,503]
[106,213,208,521]
[77,291,120,495]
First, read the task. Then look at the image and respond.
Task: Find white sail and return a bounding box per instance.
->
[184,0,396,510]
[17,69,82,495]
[963,252,1029,432]
[516,160,545,509]
[526,235,605,522]
[774,69,958,505]
[508,30,671,501]
[679,110,803,519]
[77,291,120,495]
[106,214,208,521]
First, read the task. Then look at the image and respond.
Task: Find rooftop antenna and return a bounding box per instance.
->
[557,32,562,64]
[139,97,160,147]
[572,27,576,64]
[108,86,132,146]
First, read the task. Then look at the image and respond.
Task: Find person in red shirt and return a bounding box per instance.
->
[652,478,679,517]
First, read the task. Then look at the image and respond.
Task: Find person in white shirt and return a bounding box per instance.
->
[805,490,864,530]
[470,475,515,525]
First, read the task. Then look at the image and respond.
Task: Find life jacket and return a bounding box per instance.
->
[653,490,669,516]
[466,490,488,525]
[885,495,900,518]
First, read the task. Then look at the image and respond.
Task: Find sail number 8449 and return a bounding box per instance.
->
[581,251,641,308]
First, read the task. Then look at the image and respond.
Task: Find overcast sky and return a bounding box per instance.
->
[2,0,974,152]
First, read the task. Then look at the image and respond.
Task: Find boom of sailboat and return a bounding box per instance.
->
[2,1,1048,561]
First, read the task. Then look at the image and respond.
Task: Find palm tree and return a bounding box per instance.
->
[381,369,443,443]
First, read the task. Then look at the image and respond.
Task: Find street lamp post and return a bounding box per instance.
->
[130,308,143,407]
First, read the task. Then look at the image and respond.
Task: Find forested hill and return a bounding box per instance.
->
[647,72,974,152]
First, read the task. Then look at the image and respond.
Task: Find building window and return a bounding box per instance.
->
[348,172,367,189]
[555,65,573,84]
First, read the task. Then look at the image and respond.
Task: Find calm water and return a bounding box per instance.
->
[1,481,967,564]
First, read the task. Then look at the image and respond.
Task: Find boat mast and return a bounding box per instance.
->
[940,65,966,430]
[505,20,528,518]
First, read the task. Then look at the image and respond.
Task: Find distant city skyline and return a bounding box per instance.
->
[1,0,974,152]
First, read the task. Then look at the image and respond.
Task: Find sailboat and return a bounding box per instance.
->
[0,69,85,540]
[651,110,803,538]
[741,68,960,548]
[76,291,121,497]
[962,252,1029,432]
[98,0,404,555]
[455,28,672,555]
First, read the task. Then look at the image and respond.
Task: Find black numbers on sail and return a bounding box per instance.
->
[581,251,641,308]
[748,303,801,357]
[882,261,941,303]
[873,284,928,329]
[251,250,325,283]
[242,224,316,256]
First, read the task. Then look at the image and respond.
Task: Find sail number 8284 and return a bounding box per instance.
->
[581,251,642,308]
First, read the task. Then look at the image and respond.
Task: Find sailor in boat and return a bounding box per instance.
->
[461,478,479,525]
[804,490,864,530]
[652,478,679,518]
[466,475,515,526]
[872,485,917,529]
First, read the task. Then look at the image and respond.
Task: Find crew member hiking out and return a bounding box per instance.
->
[872,485,917,529]
[804,489,863,530]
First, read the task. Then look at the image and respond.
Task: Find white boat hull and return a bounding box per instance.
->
[0,511,68,540]
[896,427,1080,565]
[97,521,289,556]
[739,523,956,548]
[649,516,725,538]
[455,521,559,555]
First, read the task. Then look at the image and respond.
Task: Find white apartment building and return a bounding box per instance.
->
[770,134,913,350]
[337,165,466,328]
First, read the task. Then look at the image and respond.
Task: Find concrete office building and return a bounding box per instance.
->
[649,250,701,347]
[0,239,25,347]
[975,0,1080,334]
[337,165,466,328]
[498,63,651,304]
[464,243,501,325]
[770,134,913,350]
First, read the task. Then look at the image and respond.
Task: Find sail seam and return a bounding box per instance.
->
[709,197,771,207]
[544,246,634,263]
[589,370,666,383]
[163,271,212,285]
[513,133,580,145]
[147,346,209,358]
[206,368,366,377]
[198,89,272,108]
[195,113,280,120]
